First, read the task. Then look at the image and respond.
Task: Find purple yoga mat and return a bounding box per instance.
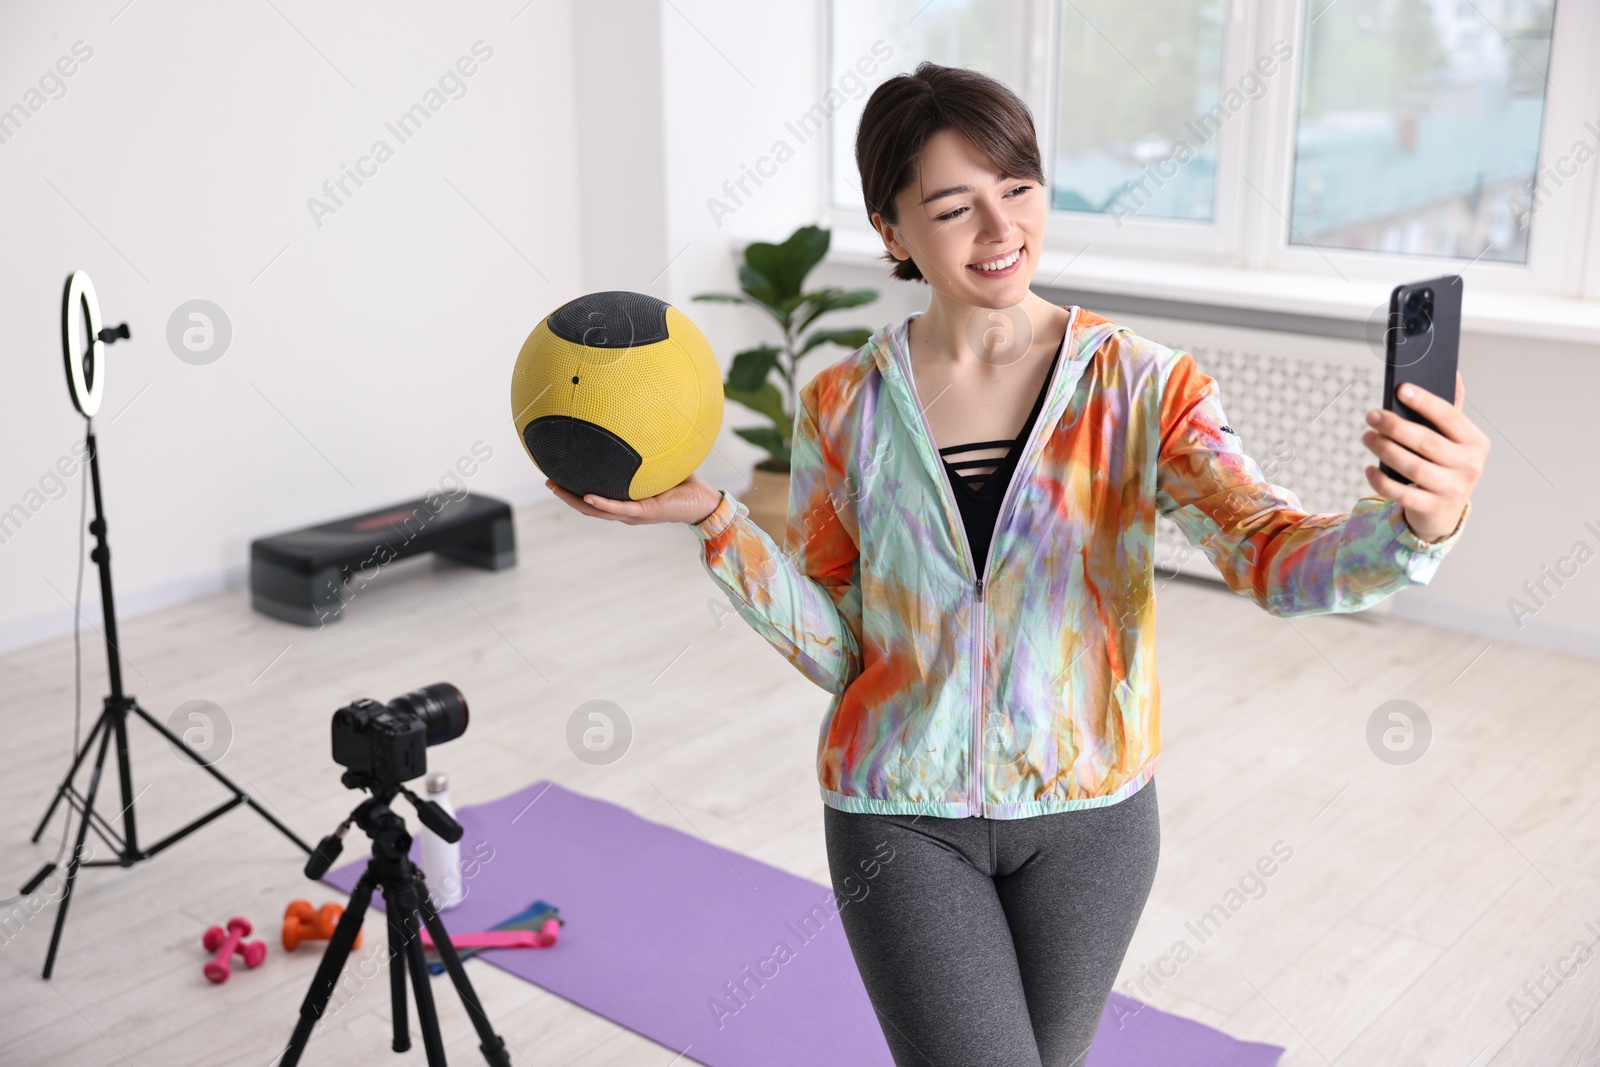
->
[325,780,1283,1067]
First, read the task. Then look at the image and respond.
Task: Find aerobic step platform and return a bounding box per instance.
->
[250,492,515,626]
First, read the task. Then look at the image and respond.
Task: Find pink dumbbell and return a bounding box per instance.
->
[203,917,267,983]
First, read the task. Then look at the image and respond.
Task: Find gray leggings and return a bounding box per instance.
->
[822,779,1160,1067]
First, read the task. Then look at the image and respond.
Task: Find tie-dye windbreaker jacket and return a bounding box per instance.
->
[689,307,1470,820]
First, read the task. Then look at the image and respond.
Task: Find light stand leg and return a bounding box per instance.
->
[30,710,108,843]
[41,724,113,979]
[129,703,313,854]
[110,699,138,859]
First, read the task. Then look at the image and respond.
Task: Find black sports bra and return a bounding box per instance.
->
[937,344,1062,578]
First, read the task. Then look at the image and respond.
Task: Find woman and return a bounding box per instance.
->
[548,62,1487,1067]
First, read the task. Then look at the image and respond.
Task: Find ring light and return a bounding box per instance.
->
[62,270,106,418]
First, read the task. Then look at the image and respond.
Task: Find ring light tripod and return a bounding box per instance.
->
[22,271,313,979]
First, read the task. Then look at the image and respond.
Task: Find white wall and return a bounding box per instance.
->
[0,0,584,652]
[1387,326,1600,658]
[654,1,837,488]
[572,0,669,293]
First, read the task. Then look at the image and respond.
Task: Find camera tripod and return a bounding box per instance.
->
[282,776,510,1067]
[25,426,313,979]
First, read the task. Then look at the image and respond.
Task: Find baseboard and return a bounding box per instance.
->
[0,480,560,659]
[0,561,253,658]
[1385,592,1600,662]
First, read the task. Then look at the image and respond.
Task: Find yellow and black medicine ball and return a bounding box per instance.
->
[511,291,723,501]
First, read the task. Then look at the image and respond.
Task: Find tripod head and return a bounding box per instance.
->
[304,775,463,881]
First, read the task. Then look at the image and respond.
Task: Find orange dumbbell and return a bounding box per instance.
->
[282,899,362,950]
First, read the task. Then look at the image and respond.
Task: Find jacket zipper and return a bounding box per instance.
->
[899,388,984,816]
[893,312,1076,818]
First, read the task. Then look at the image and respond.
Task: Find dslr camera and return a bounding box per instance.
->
[331,682,469,785]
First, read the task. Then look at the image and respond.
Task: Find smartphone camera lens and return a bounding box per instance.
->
[1401,289,1431,335]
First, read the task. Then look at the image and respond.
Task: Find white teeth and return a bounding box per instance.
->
[973,249,1020,271]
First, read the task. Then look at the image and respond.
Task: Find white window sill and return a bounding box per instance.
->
[819,226,1600,348]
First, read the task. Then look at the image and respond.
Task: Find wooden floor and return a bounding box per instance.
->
[1,497,1597,1066]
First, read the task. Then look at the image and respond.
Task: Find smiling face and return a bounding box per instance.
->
[870,128,1048,310]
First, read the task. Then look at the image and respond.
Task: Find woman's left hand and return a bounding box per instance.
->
[1362,372,1489,542]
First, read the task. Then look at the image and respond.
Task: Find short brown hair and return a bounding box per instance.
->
[854,62,1046,283]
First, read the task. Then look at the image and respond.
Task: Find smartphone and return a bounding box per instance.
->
[1380,275,1461,486]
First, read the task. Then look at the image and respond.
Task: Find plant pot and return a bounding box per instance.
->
[742,462,791,544]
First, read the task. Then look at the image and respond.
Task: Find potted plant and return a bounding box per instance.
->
[693,224,879,540]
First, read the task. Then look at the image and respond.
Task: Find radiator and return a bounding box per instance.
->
[1111,313,1392,611]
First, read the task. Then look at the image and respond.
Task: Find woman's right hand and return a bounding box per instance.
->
[544,471,723,527]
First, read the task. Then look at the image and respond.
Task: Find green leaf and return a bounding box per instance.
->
[808,287,880,312]
[734,267,793,331]
[734,426,791,466]
[727,345,781,391]
[738,264,781,307]
[724,380,789,428]
[742,225,831,305]
[797,327,872,358]
[691,292,751,306]
[793,287,879,334]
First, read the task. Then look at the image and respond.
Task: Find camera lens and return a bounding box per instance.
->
[389,682,469,746]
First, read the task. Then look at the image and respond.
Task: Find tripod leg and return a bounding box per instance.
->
[416,884,512,1067]
[111,704,138,858]
[393,882,449,1067]
[130,702,313,854]
[279,869,379,1067]
[41,723,113,979]
[386,900,411,1052]
[30,712,107,843]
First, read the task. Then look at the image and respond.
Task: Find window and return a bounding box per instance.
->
[1052,0,1228,224]
[1291,0,1557,263]
[827,0,1006,218]
[826,0,1600,297]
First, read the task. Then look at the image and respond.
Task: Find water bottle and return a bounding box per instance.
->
[420,772,464,910]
